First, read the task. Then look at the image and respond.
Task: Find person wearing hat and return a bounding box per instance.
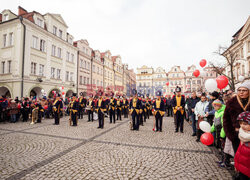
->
[223,80,250,154]
[116,96,123,121]
[139,94,146,126]
[145,94,151,119]
[53,94,63,125]
[122,95,129,118]
[96,91,106,129]
[70,93,79,126]
[86,94,94,122]
[152,91,165,132]
[78,92,87,120]
[172,86,186,133]
[109,92,117,124]
[234,111,250,179]
[129,89,142,130]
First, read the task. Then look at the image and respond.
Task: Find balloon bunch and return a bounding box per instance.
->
[59,86,65,96]
[205,75,229,92]
[199,121,214,146]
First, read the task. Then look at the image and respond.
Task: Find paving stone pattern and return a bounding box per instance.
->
[0,116,232,180]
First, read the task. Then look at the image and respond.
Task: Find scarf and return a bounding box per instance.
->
[238,127,250,143]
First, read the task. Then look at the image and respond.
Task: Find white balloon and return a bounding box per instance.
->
[238,76,244,82]
[199,121,211,133]
[59,87,62,90]
[41,89,45,93]
[205,79,217,92]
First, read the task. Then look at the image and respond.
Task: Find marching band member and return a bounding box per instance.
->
[116,96,123,121]
[172,87,186,133]
[53,94,63,125]
[122,95,129,118]
[153,91,165,132]
[96,91,106,129]
[78,92,86,119]
[109,92,116,123]
[70,93,79,126]
[86,94,94,122]
[129,89,142,131]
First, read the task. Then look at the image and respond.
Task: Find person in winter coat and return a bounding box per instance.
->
[194,93,209,142]
[210,100,227,167]
[9,100,18,123]
[187,92,200,136]
[234,111,250,179]
[223,81,250,154]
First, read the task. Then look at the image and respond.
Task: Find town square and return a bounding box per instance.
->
[0,0,250,179]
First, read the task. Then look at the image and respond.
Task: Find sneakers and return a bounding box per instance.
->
[192,133,196,136]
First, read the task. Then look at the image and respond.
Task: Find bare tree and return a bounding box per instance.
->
[209,46,238,91]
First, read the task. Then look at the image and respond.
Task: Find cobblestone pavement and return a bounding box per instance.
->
[0,115,232,180]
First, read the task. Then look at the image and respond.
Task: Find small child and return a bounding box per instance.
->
[234,111,250,179]
[210,99,226,167]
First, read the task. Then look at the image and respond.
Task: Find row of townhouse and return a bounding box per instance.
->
[136,65,218,96]
[0,6,136,98]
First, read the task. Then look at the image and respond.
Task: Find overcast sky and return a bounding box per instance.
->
[2,0,250,72]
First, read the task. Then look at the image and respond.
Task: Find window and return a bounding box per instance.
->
[31,62,37,75]
[66,71,69,81]
[93,79,95,84]
[70,72,73,81]
[80,76,83,84]
[39,64,44,76]
[84,61,86,68]
[9,33,13,46]
[37,18,43,27]
[59,30,63,38]
[93,65,95,73]
[84,77,86,84]
[192,80,196,84]
[53,26,57,35]
[57,69,61,79]
[71,54,74,62]
[66,52,70,61]
[3,34,7,47]
[32,36,38,49]
[97,67,99,74]
[57,48,62,58]
[7,61,11,73]
[52,45,56,56]
[3,14,9,21]
[1,61,5,74]
[172,74,175,77]
[40,39,45,52]
[83,47,85,53]
[87,62,90,70]
[51,67,55,78]
[87,77,89,84]
[80,59,83,68]
[197,80,201,84]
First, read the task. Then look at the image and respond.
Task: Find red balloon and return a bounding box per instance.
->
[44,105,48,110]
[216,75,228,90]
[62,92,65,95]
[200,132,214,146]
[200,59,207,68]
[166,82,169,86]
[62,86,64,90]
[193,69,200,77]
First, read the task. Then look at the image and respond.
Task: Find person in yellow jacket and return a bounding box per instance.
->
[129,89,142,131]
[172,87,186,133]
[152,91,165,132]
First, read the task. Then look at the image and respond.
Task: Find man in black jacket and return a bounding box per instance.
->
[187,92,200,136]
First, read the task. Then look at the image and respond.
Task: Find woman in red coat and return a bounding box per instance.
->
[234,111,250,179]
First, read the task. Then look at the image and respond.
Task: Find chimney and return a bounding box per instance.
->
[0,14,2,23]
[18,6,28,16]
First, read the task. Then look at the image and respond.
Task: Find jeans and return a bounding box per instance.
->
[190,113,196,134]
[11,114,17,123]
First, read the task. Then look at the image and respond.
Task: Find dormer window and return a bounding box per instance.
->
[37,18,43,28]
[3,14,9,21]
[53,26,57,35]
